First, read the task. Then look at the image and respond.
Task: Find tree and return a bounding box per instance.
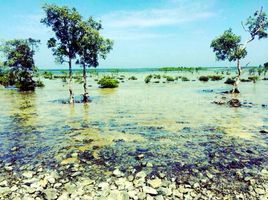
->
[77,18,113,102]
[211,7,268,93]
[41,4,83,103]
[0,38,40,91]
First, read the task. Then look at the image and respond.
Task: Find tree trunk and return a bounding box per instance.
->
[82,63,89,103]
[232,59,241,93]
[68,60,74,104]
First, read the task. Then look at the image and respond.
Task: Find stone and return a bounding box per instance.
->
[0,180,8,187]
[107,190,129,200]
[155,195,164,200]
[58,192,69,200]
[98,182,110,190]
[159,187,172,196]
[0,187,11,196]
[22,171,34,179]
[136,171,147,179]
[255,188,265,195]
[147,178,162,188]
[44,188,58,200]
[228,99,241,107]
[143,186,158,195]
[173,190,183,198]
[39,178,48,188]
[113,169,124,177]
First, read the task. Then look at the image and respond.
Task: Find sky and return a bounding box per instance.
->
[0,0,268,69]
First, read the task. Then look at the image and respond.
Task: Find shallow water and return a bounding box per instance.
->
[0,70,267,169]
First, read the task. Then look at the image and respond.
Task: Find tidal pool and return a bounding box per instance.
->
[0,69,267,199]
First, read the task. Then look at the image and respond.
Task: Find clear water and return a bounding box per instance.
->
[0,69,267,171]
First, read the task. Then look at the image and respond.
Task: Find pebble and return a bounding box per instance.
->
[113,169,124,177]
[147,178,162,188]
[143,186,158,195]
[22,171,34,179]
[44,188,58,200]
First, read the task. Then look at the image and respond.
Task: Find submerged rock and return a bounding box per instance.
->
[228,99,241,107]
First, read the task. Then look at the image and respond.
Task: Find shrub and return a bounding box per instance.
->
[98,76,119,88]
[208,75,224,81]
[181,77,190,81]
[166,76,175,81]
[224,78,235,85]
[199,76,209,82]
[153,74,161,79]
[36,79,45,87]
[43,71,53,79]
[145,75,153,83]
[248,76,259,83]
[128,76,138,80]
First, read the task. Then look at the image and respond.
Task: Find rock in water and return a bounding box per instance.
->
[260,129,268,134]
[228,99,241,107]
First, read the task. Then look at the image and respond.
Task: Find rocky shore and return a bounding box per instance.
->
[1,131,268,200]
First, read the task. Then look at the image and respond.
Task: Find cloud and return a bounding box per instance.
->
[101,1,215,28]
[100,0,215,41]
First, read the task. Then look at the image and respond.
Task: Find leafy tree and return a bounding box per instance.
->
[0,39,40,91]
[77,18,113,102]
[41,4,83,103]
[211,7,268,93]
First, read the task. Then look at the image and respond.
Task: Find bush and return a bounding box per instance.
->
[98,76,119,88]
[128,76,138,80]
[248,76,259,83]
[208,75,224,81]
[153,74,161,79]
[43,71,53,79]
[181,77,190,81]
[166,76,175,81]
[145,75,153,83]
[199,76,209,82]
[224,78,235,85]
[36,79,45,87]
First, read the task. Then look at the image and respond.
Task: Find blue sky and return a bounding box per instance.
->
[0,0,268,69]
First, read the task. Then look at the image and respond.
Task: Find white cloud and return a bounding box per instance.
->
[102,8,213,28]
[101,1,215,28]
[100,0,215,41]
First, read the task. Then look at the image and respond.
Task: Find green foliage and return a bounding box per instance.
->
[41,4,83,64]
[98,76,119,88]
[208,75,224,81]
[153,74,161,79]
[181,77,190,81]
[128,76,138,80]
[245,8,268,40]
[166,76,175,82]
[199,76,209,82]
[144,75,153,83]
[159,67,202,72]
[0,67,9,86]
[0,38,40,91]
[43,71,53,79]
[36,79,45,87]
[224,78,235,85]
[248,75,259,83]
[77,18,113,68]
[211,29,247,62]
